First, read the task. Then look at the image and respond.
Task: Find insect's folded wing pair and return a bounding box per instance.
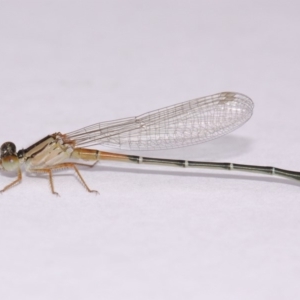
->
[65,92,254,151]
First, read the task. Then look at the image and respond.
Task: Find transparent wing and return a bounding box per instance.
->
[64,92,254,150]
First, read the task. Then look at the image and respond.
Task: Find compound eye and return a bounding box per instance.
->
[1,155,19,171]
[0,142,17,158]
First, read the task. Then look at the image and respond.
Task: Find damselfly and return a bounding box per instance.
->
[0,92,299,195]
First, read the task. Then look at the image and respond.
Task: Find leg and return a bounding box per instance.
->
[72,161,99,168]
[30,168,59,196]
[0,168,22,193]
[56,163,99,194]
[30,163,98,195]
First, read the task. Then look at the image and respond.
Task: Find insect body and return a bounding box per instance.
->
[0,92,299,195]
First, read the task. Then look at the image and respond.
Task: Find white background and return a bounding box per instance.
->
[0,1,300,299]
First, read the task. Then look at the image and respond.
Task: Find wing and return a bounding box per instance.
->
[64,92,254,150]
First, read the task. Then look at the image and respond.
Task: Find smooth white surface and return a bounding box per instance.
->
[0,1,300,299]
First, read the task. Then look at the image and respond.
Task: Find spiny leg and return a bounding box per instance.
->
[30,168,59,196]
[54,163,99,194]
[31,163,98,195]
[71,161,99,168]
[0,168,22,193]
